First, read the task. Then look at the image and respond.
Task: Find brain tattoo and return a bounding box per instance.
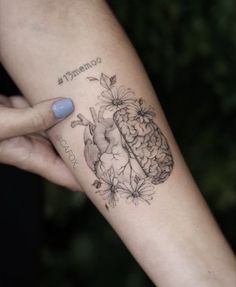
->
[71,73,174,209]
[113,105,173,185]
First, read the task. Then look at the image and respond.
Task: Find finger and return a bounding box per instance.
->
[0,94,11,107]
[36,156,82,192]
[8,96,48,138]
[0,135,82,192]
[12,96,50,138]
[0,97,74,140]
[9,95,30,108]
[27,153,82,191]
[9,97,48,139]
[25,135,82,191]
[0,95,29,108]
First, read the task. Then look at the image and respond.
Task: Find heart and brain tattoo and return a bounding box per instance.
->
[71,73,174,208]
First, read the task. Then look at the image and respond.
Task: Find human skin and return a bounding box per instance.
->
[0,94,79,190]
[0,1,236,286]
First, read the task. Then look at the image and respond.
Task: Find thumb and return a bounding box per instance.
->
[0,97,74,140]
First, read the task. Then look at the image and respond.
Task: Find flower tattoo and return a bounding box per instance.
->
[128,99,156,124]
[98,85,135,111]
[71,73,174,209]
[96,167,119,208]
[118,176,154,205]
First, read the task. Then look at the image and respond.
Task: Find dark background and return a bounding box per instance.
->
[0,0,235,286]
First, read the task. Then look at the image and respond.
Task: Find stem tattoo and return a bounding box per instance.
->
[71,73,174,209]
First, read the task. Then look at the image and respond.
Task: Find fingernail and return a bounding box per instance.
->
[52,98,74,119]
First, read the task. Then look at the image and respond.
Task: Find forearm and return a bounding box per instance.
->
[1,1,235,286]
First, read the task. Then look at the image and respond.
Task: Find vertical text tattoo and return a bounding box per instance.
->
[57,57,102,86]
[71,73,174,208]
[56,135,79,169]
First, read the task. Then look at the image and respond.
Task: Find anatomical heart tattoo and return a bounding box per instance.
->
[71,73,174,208]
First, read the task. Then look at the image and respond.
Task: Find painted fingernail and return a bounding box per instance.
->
[52,98,74,119]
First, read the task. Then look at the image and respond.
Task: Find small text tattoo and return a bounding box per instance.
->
[57,57,102,86]
[56,135,79,169]
[71,72,174,208]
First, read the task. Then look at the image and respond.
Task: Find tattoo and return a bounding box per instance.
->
[71,73,174,208]
[57,57,102,86]
[56,135,79,169]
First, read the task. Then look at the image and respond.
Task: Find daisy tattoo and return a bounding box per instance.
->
[71,73,174,209]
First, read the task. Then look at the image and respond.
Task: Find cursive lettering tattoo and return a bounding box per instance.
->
[56,135,79,169]
[58,57,102,86]
[71,73,174,208]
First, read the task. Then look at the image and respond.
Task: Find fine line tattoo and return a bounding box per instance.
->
[58,57,102,86]
[56,135,79,169]
[71,73,174,208]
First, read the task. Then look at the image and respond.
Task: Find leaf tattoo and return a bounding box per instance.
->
[71,73,174,208]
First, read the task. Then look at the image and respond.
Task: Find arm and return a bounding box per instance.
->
[0,1,235,286]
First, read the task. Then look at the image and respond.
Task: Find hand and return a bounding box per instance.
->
[0,94,82,191]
